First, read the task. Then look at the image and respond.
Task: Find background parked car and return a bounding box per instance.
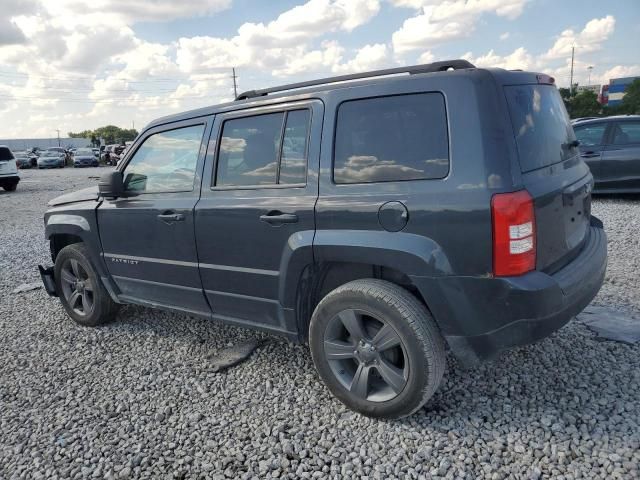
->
[14,151,38,168]
[0,145,19,191]
[45,146,72,165]
[573,115,640,193]
[37,150,65,169]
[72,148,99,168]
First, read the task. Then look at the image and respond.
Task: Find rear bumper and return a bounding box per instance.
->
[0,174,19,185]
[411,218,607,367]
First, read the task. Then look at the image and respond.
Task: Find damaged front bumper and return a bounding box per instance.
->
[38,265,58,297]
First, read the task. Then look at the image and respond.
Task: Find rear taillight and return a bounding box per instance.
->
[491,190,536,277]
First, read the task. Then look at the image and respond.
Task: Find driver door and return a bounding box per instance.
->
[97,117,212,316]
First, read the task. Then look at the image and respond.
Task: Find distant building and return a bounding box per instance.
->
[599,76,640,106]
[0,137,90,151]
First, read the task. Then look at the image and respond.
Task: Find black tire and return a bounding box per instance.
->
[54,243,119,327]
[3,183,17,191]
[309,279,446,419]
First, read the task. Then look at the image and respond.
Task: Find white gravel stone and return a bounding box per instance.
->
[0,168,638,479]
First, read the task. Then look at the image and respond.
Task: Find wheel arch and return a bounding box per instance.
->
[284,230,453,342]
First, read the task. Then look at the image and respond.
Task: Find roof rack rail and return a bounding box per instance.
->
[235,59,475,101]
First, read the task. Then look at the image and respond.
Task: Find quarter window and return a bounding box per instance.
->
[216,109,310,187]
[123,124,205,193]
[574,123,606,146]
[333,93,449,184]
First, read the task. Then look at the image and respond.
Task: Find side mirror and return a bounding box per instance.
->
[98,171,124,199]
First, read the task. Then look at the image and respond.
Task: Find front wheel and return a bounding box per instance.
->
[54,243,119,326]
[309,279,446,419]
[2,183,17,191]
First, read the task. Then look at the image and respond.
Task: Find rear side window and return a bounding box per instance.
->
[505,85,577,172]
[612,122,640,145]
[574,123,606,146]
[216,109,310,187]
[333,93,449,184]
[0,147,14,160]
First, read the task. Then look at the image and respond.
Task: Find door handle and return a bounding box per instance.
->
[259,211,298,225]
[157,212,185,223]
[581,152,599,158]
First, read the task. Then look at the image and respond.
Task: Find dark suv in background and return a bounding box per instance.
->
[39,61,607,419]
[573,115,640,193]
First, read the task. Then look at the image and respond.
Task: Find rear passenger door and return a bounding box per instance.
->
[573,122,608,182]
[600,120,640,191]
[195,101,322,334]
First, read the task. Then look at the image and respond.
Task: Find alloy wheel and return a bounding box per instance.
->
[323,308,409,402]
[59,259,95,317]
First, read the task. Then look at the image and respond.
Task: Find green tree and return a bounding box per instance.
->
[68,125,139,146]
[620,79,640,114]
[570,90,601,118]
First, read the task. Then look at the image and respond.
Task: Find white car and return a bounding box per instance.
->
[0,145,19,192]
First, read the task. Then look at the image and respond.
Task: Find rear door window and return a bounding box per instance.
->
[505,85,577,172]
[574,123,606,147]
[215,109,310,187]
[333,93,449,184]
[611,122,640,145]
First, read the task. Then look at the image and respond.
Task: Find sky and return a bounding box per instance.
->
[0,0,638,139]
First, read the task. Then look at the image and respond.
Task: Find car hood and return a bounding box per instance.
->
[40,156,62,160]
[74,156,95,161]
[48,186,99,206]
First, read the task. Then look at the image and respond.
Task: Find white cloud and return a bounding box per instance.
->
[45,0,232,23]
[417,50,435,64]
[600,65,640,85]
[392,0,528,53]
[500,32,510,41]
[176,0,381,74]
[463,47,533,70]
[543,15,616,60]
[333,43,390,73]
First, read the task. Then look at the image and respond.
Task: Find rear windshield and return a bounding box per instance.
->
[0,147,14,160]
[505,85,576,172]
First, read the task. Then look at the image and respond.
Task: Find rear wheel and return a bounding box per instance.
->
[54,243,119,326]
[309,279,446,419]
[2,183,17,191]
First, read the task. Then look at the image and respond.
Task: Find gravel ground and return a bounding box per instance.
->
[1,168,638,479]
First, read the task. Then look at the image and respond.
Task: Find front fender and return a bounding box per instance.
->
[44,205,109,281]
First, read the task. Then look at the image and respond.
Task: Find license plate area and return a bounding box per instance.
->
[562,179,591,251]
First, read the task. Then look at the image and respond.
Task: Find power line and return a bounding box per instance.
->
[231,67,238,98]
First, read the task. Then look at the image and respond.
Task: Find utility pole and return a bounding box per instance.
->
[587,66,593,86]
[569,45,575,95]
[55,129,60,147]
[232,67,238,99]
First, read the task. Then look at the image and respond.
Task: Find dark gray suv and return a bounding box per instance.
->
[39,60,607,419]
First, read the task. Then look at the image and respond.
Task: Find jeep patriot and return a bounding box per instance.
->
[40,60,607,418]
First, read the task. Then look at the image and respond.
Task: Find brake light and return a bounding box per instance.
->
[536,74,555,84]
[492,190,536,276]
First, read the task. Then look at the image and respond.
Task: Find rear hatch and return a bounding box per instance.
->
[0,147,17,175]
[504,83,592,273]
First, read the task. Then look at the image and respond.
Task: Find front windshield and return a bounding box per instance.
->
[76,149,93,155]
